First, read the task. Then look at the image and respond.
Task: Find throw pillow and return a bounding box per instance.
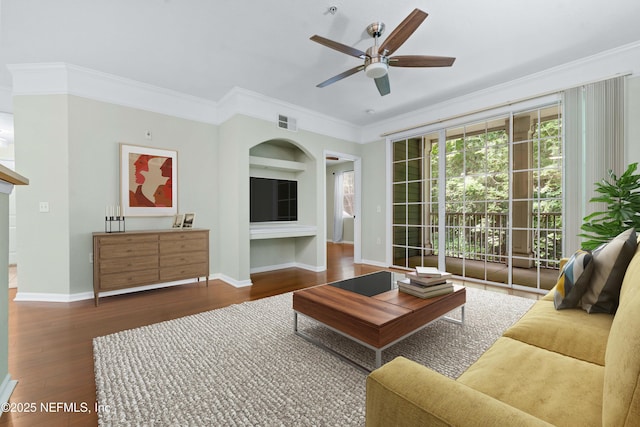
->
[581,228,637,314]
[554,249,594,310]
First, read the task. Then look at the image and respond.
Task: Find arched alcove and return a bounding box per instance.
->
[249,138,314,165]
[248,139,319,274]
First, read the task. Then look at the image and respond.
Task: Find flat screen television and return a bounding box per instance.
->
[250,177,298,222]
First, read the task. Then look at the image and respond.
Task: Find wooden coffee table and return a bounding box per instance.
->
[293,271,466,371]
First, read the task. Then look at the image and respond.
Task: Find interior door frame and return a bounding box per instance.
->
[324,150,362,263]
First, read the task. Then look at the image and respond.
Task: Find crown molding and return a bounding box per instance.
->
[7,63,219,124]
[6,63,364,143]
[6,39,640,145]
[361,40,640,141]
[217,87,363,143]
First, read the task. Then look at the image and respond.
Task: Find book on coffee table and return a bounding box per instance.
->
[406,271,452,287]
[415,266,449,277]
[397,278,454,299]
[397,278,452,293]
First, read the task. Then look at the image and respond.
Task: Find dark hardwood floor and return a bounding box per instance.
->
[1,243,382,427]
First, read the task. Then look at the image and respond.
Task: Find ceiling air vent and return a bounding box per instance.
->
[277,114,298,132]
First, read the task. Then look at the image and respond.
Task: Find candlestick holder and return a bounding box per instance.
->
[105,216,126,233]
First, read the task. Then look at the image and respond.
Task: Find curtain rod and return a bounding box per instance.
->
[380,71,632,138]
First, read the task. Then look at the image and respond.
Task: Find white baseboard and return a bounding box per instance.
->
[0,374,17,408]
[296,263,326,273]
[211,273,252,288]
[250,262,297,274]
[10,261,349,300]
[13,278,207,303]
[249,262,325,274]
[360,259,389,268]
[13,291,94,303]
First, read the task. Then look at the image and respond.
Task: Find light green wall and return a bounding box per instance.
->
[12,94,389,296]
[0,191,9,385]
[250,239,296,271]
[361,139,387,263]
[15,94,219,296]
[14,95,71,294]
[218,114,364,282]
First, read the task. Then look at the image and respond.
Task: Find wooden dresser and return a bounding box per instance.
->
[92,229,209,305]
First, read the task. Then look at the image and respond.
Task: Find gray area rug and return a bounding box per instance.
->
[93,287,535,426]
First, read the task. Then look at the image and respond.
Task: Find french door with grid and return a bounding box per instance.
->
[391,104,563,292]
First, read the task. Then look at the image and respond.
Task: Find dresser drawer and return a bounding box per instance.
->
[160,231,208,242]
[98,234,158,246]
[99,269,159,290]
[160,251,208,268]
[100,255,158,274]
[160,238,207,255]
[99,242,158,259]
[160,263,208,282]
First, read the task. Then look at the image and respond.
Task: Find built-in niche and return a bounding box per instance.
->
[248,139,317,273]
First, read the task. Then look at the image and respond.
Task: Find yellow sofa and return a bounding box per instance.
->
[366,246,640,426]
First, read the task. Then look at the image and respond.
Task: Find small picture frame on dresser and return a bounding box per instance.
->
[183,212,195,228]
[172,214,184,228]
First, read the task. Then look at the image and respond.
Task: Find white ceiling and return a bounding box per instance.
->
[1,0,640,127]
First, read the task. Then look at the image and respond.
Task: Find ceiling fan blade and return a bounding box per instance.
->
[374,74,390,96]
[389,55,456,67]
[317,65,365,88]
[378,8,428,56]
[310,35,367,59]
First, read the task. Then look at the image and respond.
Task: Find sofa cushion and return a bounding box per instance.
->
[619,236,640,302]
[366,357,554,427]
[582,228,636,314]
[458,337,604,427]
[554,249,593,309]
[602,264,640,426]
[503,300,613,365]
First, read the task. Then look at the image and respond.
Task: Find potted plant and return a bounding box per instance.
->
[580,162,640,250]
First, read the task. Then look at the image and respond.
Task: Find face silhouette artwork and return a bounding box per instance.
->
[129,153,173,208]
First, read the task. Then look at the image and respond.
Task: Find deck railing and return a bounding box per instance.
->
[430,212,562,269]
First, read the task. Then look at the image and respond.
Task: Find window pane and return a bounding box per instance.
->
[407,204,422,225]
[393,162,406,182]
[393,183,406,203]
[407,159,422,181]
[393,226,407,245]
[407,181,422,203]
[393,205,406,225]
[393,246,407,267]
[393,140,406,161]
[407,226,422,247]
[407,138,422,159]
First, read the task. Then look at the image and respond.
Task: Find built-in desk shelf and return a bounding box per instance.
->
[250,224,317,240]
[249,156,307,173]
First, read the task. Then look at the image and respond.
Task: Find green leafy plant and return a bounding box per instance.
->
[580,162,640,250]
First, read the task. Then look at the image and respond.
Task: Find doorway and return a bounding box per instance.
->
[325,151,361,264]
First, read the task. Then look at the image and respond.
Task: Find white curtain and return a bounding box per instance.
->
[333,172,344,242]
[563,76,625,253]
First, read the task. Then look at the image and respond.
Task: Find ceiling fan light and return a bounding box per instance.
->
[365,62,388,79]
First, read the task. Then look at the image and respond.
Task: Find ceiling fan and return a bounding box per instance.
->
[310,8,455,96]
